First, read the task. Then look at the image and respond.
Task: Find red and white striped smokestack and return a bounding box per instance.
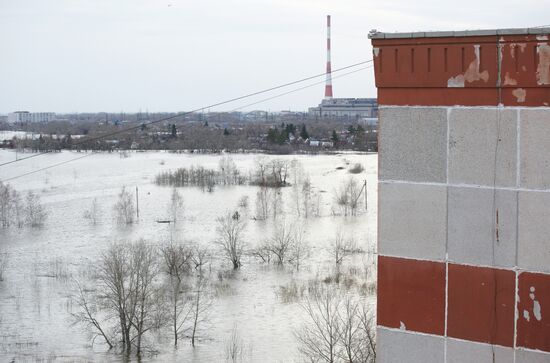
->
[324,15,333,99]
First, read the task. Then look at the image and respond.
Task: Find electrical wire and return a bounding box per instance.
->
[1,61,374,182]
[0,59,372,169]
[231,65,372,112]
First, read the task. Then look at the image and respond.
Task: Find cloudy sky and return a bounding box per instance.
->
[1,0,548,113]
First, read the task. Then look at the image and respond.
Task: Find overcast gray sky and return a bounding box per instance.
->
[1,0,548,113]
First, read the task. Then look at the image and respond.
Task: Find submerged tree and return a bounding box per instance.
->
[160,242,193,345]
[334,177,363,217]
[84,198,100,225]
[296,287,376,363]
[25,191,47,227]
[74,240,160,356]
[216,211,246,269]
[225,326,246,363]
[266,221,294,266]
[190,270,211,347]
[169,188,184,224]
[0,247,8,281]
[113,186,135,225]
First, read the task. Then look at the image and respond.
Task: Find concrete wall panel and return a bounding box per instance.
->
[448,187,517,268]
[379,182,447,261]
[448,108,517,187]
[516,349,550,363]
[447,338,514,363]
[377,328,445,363]
[520,109,550,190]
[379,107,447,183]
[518,191,550,273]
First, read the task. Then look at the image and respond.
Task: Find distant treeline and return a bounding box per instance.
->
[154,157,293,190]
[154,165,246,191]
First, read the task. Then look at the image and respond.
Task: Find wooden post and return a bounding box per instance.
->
[364,180,368,211]
[136,186,139,220]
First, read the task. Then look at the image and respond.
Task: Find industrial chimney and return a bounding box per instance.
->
[324,15,333,99]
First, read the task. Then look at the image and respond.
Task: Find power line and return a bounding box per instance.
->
[232,65,373,112]
[1,60,373,182]
[0,59,372,169]
[2,153,95,182]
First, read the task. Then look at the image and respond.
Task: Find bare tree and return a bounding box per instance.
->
[301,175,312,218]
[96,242,133,353]
[86,240,160,355]
[169,188,184,224]
[296,287,342,363]
[334,185,350,217]
[219,156,238,185]
[12,189,24,228]
[216,211,246,269]
[334,177,363,217]
[290,159,304,216]
[130,241,159,355]
[84,198,100,225]
[250,242,272,264]
[72,280,114,349]
[113,186,135,225]
[190,272,211,347]
[191,245,211,274]
[25,191,47,227]
[330,231,354,266]
[0,248,8,281]
[255,186,271,220]
[237,195,249,214]
[296,287,376,363]
[271,188,283,220]
[289,224,310,271]
[160,242,193,345]
[267,221,294,266]
[347,178,362,217]
[225,326,246,363]
[0,181,11,228]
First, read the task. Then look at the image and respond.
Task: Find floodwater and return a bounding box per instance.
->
[0,150,377,362]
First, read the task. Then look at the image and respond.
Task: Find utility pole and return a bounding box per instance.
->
[364,180,367,211]
[136,186,139,220]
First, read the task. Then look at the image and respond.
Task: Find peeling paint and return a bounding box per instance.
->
[447,75,465,87]
[510,43,527,57]
[447,45,489,88]
[524,310,530,322]
[373,47,380,57]
[504,72,518,86]
[530,287,542,321]
[534,301,542,321]
[536,44,550,85]
[399,321,406,330]
[512,88,527,102]
[537,35,549,41]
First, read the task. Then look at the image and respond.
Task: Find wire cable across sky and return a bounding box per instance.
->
[0,59,373,170]
[0,59,373,182]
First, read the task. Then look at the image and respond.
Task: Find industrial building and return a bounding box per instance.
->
[308,15,378,120]
[308,97,378,118]
[7,111,56,123]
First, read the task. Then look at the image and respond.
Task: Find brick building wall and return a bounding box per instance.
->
[370,28,550,362]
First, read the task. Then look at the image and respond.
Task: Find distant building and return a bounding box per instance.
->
[308,98,378,119]
[7,111,55,124]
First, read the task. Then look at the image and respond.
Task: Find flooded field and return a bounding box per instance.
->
[0,150,377,362]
